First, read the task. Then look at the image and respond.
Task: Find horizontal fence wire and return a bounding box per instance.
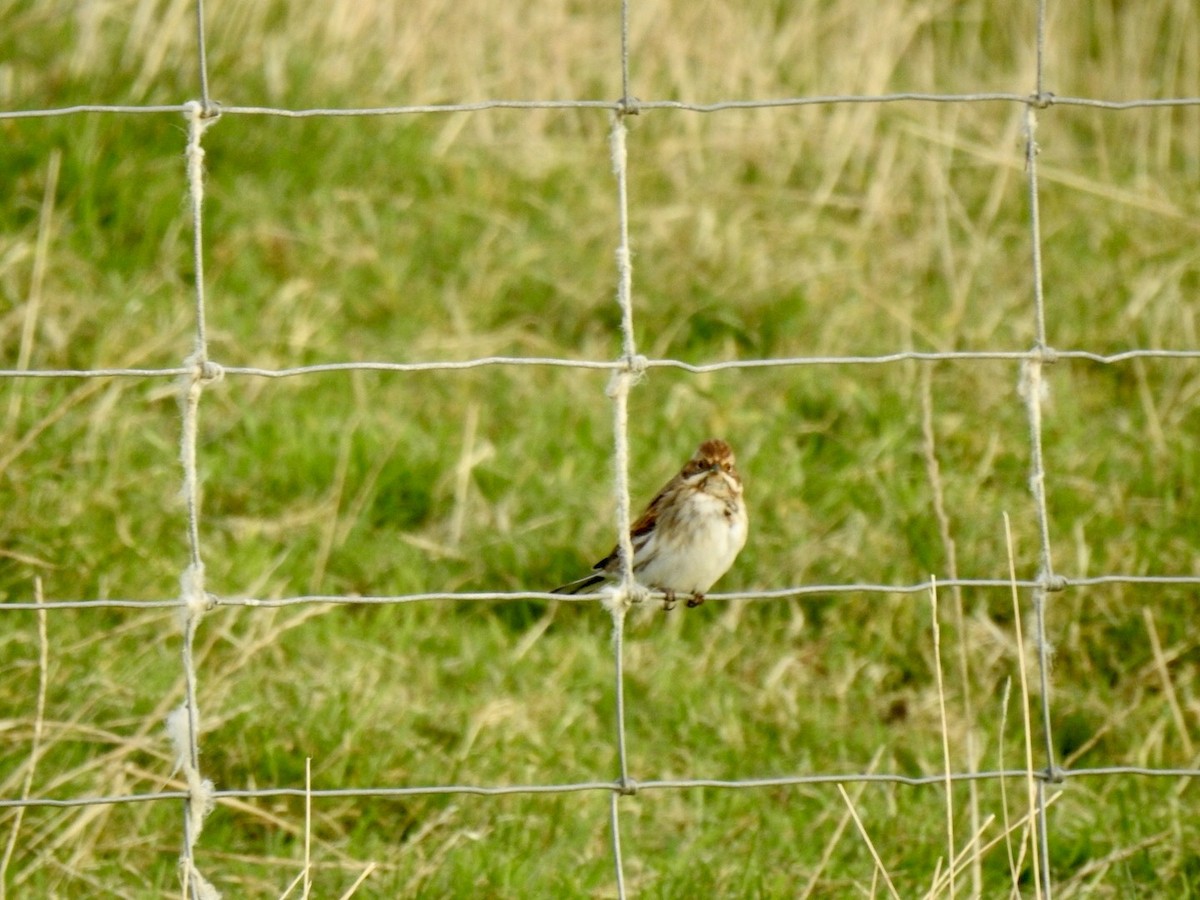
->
[5,347,1200,382]
[4,0,1200,896]
[5,575,1200,612]
[3,765,1200,813]
[4,93,1200,121]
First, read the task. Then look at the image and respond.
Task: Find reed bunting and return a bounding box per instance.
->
[552,439,748,610]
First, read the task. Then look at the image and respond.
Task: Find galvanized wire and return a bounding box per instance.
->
[4,764,1199,813]
[177,92,220,900]
[4,347,1200,383]
[5,574,1200,612]
[1021,3,1057,894]
[4,93,1200,122]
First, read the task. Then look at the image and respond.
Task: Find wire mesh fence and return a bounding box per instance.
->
[3,0,1200,896]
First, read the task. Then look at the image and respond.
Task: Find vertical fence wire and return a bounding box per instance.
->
[1020,1,1059,895]
[194,0,213,113]
[604,3,638,893]
[174,6,220,895]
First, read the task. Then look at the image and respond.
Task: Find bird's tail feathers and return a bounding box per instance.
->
[550,573,608,595]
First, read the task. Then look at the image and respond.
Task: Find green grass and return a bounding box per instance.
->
[3,0,1200,896]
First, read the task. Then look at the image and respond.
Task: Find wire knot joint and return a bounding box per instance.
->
[616,95,641,117]
[1028,91,1055,110]
[179,563,214,624]
[182,353,224,388]
[182,98,222,126]
[1040,573,1068,593]
[602,580,650,613]
[1032,343,1058,365]
[1043,763,1066,784]
[624,354,648,377]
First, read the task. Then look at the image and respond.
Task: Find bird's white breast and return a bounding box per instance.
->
[636,489,748,595]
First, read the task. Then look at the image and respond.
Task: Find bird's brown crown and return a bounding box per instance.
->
[681,439,738,481]
[696,438,734,464]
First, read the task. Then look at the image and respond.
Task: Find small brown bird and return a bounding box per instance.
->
[552,439,749,609]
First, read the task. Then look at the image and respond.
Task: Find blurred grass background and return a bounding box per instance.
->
[2,0,1200,895]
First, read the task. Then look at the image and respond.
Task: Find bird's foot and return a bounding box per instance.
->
[686,593,705,608]
[661,590,677,612]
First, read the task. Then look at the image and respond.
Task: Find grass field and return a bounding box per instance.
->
[3,0,1200,896]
